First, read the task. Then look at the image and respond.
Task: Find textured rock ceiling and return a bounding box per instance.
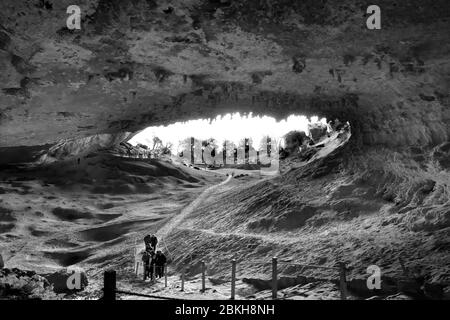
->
[0,0,449,158]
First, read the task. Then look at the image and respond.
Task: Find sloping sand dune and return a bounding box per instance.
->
[0,153,222,275]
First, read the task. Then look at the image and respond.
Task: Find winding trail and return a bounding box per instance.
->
[157,174,232,239]
[132,174,233,260]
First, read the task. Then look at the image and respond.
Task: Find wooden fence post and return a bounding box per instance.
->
[181,269,185,292]
[201,260,206,293]
[272,257,278,299]
[103,270,116,301]
[339,262,348,300]
[231,259,236,300]
[164,265,168,288]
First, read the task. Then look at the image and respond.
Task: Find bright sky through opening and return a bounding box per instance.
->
[129,113,327,150]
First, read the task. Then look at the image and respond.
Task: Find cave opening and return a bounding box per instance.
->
[126,112,351,170]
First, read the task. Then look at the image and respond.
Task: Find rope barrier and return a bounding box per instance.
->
[238,260,272,265]
[276,261,340,271]
[102,256,349,300]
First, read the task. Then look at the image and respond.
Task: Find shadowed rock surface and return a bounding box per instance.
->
[0,0,449,161]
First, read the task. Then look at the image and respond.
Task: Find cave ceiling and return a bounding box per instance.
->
[0,0,449,154]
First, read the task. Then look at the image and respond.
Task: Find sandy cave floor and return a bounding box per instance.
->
[0,147,449,300]
[0,154,222,275]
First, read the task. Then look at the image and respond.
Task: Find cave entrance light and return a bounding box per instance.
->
[128,113,328,166]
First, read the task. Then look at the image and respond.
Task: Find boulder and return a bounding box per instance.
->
[0,268,56,299]
[347,277,397,298]
[43,268,88,294]
[308,123,328,143]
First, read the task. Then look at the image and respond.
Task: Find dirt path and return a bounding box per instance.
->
[133,174,233,259]
[178,226,301,244]
[157,174,232,238]
[154,132,351,248]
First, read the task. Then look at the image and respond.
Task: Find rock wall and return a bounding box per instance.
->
[0,0,449,162]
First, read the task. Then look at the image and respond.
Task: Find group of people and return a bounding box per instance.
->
[141,234,167,281]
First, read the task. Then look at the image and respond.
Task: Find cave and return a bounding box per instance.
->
[0,0,449,302]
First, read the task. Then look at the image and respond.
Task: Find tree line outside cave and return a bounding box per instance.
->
[119,135,279,167]
[118,119,346,167]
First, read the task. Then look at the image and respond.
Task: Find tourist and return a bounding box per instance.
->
[154,251,167,278]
